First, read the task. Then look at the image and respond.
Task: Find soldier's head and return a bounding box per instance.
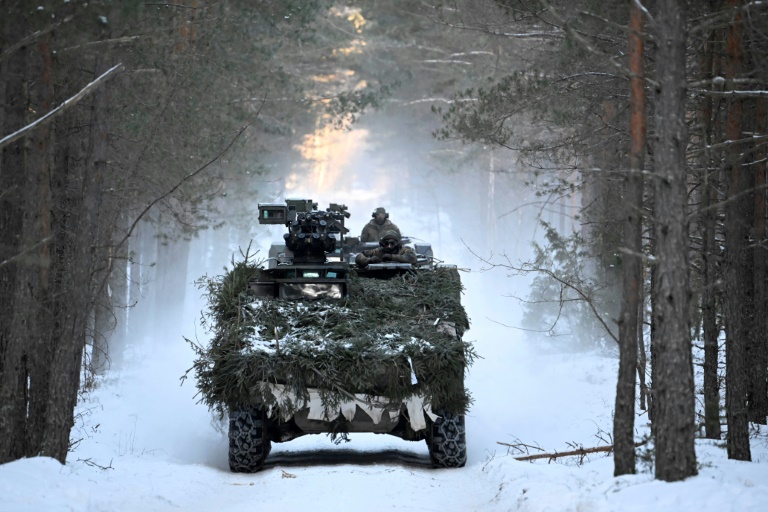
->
[372,207,388,225]
[379,230,401,254]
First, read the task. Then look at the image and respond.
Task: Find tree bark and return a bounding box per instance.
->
[700,15,722,440]
[750,96,768,424]
[92,269,113,377]
[652,0,698,481]
[648,205,657,432]
[614,0,645,477]
[723,0,752,461]
[42,53,110,462]
[24,30,56,458]
[637,294,648,412]
[108,211,131,371]
[0,11,30,462]
[701,154,722,440]
[127,220,148,346]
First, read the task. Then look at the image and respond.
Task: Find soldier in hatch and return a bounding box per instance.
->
[360,207,401,243]
[355,230,417,268]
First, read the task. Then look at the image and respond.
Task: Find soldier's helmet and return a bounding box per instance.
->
[372,207,389,224]
[379,230,401,253]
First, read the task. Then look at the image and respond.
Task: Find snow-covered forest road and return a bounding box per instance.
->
[2,299,767,511]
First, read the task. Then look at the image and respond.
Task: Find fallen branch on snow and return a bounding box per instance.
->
[499,440,647,462]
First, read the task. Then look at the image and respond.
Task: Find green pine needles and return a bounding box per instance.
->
[186,256,475,421]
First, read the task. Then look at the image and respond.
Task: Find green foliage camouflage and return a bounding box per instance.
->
[186,256,475,420]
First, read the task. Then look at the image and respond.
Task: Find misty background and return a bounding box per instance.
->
[114,103,584,468]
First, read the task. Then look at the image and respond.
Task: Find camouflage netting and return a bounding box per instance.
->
[186,256,475,420]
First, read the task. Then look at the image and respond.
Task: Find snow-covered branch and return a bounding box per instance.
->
[0,63,124,151]
[420,59,473,65]
[694,89,768,98]
[0,236,53,270]
[0,15,73,64]
[60,36,144,53]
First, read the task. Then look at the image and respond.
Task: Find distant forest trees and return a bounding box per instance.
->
[1,0,767,485]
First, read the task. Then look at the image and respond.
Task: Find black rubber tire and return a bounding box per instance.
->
[228,407,272,472]
[426,411,467,468]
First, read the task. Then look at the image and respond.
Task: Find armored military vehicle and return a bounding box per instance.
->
[189,199,473,472]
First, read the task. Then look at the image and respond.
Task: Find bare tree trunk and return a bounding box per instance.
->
[701,161,722,439]
[648,193,657,431]
[24,30,56,458]
[154,237,191,335]
[42,53,110,462]
[652,0,698,482]
[109,211,131,371]
[614,0,645,477]
[134,220,159,341]
[127,220,147,346]
[751,97,768,424]
[637,288,648,412]
[700,16,722,440]
[92,269,113,377]
[723,0,752,462]
[0,12,29,462]
[91,209,130,376]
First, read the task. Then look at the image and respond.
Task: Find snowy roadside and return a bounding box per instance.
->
[2,342,767,512]
[2,427,767,512]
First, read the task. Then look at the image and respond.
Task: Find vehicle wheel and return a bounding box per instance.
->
[426,410,467,468]
[228,407,272,472]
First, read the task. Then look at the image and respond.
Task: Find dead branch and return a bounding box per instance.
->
[93,99,264,306]
[508,440,647,462]
[77,457,114,470]
[0,63,124,150]
[0,15,73,64]
[112,107,261,257]
[0,235,53,270]
[144,2,201,9]
[60,36,145,53]
[468,239,620,344]
[496,439,546,455]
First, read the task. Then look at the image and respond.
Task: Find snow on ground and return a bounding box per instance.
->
[2,268,768,512]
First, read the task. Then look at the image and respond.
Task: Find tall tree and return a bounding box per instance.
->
[697,2,722,440]
[743,0,768,426]
[723,0,753,461]
[22,26,56,458]
[751,96,768,425]
[0,3,30,462]
[614,0,646,477]
[651,0,698,481]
